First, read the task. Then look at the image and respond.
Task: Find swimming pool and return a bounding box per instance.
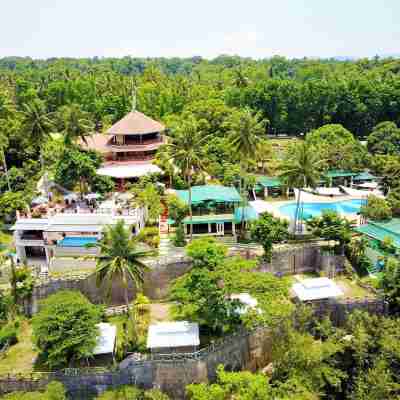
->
[57,236,98,247]
[279,199,364,220]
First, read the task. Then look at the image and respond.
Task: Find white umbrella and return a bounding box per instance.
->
[85,193,101,200]
[32,196,48,205]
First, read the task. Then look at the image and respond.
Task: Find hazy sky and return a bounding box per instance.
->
[1,0,399,59]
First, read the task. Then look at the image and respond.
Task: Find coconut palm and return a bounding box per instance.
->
[94,220,152,325]
[166,116,209,240]
[279,142,324,233]
[22,99,54,145]
[57,103,94,146]
[226,109,267,234]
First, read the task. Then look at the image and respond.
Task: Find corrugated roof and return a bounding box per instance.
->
[355,219,400,247]
[326,170,358,178]
[147,321,199,349]
[257,176,282,188]
[107,111,165,136]
[292,278,343,301]
[353,171,377,181]
[174,185,242,205]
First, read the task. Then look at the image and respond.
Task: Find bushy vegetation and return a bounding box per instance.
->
[1,381,66,400]
[360,195,392,221]
[32,291,102,369]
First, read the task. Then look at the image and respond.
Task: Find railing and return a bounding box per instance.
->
[109,137,164,151]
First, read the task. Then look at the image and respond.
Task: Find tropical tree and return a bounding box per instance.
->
[57,103,94,146]
[166,116,209,239]
[279,142,323,233]
[22,98,54,146]
[94,220,152,325]
[225,108,267,234]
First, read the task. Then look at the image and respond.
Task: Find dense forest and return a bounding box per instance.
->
[1,55,400,220]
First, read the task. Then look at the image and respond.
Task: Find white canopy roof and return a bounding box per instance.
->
[292,277,343,301]
[93,323,116,355]
[97,163,161,178]
[147,321,199,349]
[11,219,50,231]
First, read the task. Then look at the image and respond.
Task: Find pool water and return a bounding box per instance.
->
[279,199,364,220]
[57,236,98,247]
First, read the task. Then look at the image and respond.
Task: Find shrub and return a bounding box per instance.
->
[32,291,101,369]
[95,385,142,400]
[186,237,227,270]
[360,195,392,221]
[2,381,66,399]
[0,323,18,348]
[380,236,396,254]
[173,224,186,247]
[136,227,160,248]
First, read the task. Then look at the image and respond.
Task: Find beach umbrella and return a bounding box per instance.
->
[32,196,48,205]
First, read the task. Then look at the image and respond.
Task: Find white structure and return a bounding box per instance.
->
[93,323,117,357]
[147,321,200,353]
[230,293,260,315]
[292,277,344,302]
[12,209,146,266]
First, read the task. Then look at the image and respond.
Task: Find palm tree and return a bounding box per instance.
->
[166,116,209,240]
[94,220,152,325]
[57,103,94,146]
[226,109,267,234]
[22,99,54,145]
[279,142,324,233]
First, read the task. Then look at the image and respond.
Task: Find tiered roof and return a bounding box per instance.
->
[107,111,165,135]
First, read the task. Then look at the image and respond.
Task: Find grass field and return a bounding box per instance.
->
[0,319,38,376]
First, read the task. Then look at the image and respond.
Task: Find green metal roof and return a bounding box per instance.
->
[325,170,358,178]
[355,219,400,248]
[353,171,377,181]
[174,185,242,205]
[257,176,282,188]
[182,214,234,225]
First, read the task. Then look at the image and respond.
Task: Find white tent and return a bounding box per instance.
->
[292,278,343,301]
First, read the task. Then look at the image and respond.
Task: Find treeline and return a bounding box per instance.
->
[1,55,400,137]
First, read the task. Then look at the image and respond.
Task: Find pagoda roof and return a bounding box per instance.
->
[107,111,165,136]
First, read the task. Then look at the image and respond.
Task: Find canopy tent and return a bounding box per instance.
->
[355,182,378,189]
[174,185,242,205]
[97,163,161,178]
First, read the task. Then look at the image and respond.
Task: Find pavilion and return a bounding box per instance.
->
[82,110,164,189]
[170,185,258,238]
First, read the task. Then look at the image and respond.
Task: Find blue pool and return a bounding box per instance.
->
[58,237,98,247]
[279,199,364,220]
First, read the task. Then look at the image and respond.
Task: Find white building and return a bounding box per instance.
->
[147,321,200,353]
[12,208,146,266]
[292,277,344,302]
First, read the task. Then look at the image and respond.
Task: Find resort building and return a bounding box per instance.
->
[147,321,200,354]
[82,110,165,189]
[12,208,146,267]
[170,185,258,239]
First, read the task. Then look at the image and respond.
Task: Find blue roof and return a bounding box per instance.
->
[174,185,242,205]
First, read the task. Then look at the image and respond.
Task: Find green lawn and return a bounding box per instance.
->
[0,319,38,376]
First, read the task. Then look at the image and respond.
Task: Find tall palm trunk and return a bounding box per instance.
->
[1,149,11,192]
[188,173,193,240]
[293,188,302,234]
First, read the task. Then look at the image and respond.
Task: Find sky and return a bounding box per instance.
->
[1,0,399,59]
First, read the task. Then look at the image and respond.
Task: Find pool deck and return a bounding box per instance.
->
[251,191,364,225]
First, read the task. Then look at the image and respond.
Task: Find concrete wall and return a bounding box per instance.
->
[0,326,273,399]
